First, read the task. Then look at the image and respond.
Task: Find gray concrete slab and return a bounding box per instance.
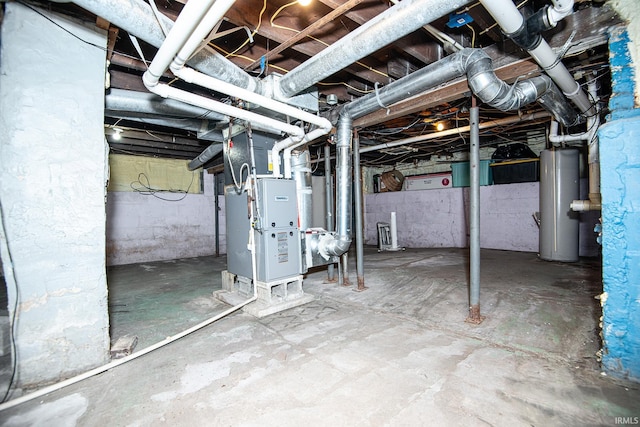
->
[1,248,639,426]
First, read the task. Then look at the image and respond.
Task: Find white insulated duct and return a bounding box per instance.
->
[278,0,472,98]
[70,0,258,93]
[142,0,332,178]
[105,88,226,121]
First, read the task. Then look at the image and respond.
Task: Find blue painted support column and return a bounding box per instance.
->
[600,26,640,382]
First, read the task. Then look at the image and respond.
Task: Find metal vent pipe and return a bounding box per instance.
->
[319,47,578,257]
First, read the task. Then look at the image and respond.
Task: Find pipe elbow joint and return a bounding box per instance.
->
[142,70,161,91]
[320,235,352,258]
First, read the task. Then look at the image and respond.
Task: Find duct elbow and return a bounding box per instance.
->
[319,234,352,258]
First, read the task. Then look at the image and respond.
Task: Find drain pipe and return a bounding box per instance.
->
[278,0,471,98]
[562,78,601,211]
[142,0,305,143]
[162,0,332,178]
[466,98,484,324]
[478,0,593,115]
[353,130,367,291]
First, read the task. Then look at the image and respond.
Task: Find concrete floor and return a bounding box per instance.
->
[1,248,640,426]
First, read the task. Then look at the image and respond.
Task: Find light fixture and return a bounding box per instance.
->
[298,0,312,6]
[435,122,445,131]
[112,128,123,141]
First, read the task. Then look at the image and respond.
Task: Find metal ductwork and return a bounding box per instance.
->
[277,0,472,98]
[319,47,579,257]
[105,89,227,121]
[71,0,259,93]
[188,143,224,170]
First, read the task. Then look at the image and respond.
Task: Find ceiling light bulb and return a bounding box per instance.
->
[436,122,445,131]
[298,0,312,6]
[112,128,123,141]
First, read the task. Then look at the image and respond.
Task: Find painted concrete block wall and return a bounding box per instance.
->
[106,173,226,265]
[365,189,467,248]
[600,26,640,382]
[365,182,600,255]
[472,183,539,252]
[0,4,110,386]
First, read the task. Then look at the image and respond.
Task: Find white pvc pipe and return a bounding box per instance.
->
[0,178,262,413]
[390,212,399,249]
[144,0,215,85]
[149,84,304,138]
[0,294,257,411]
[479,0,592,114]
[283,128,332,178]
[173,68,332,132]
[172,0,238,69]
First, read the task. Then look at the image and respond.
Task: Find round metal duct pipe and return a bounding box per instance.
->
[291,149,313,231]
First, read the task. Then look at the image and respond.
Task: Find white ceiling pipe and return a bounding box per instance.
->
[167,2,333,178]
[173,69,333,136]
[143,0,218,89]
[147,84,304,138]
[282,128,331,179]
[478,0,592,115]
[69,0,258,92]
[175,67,333,177]
[547,0,574,26]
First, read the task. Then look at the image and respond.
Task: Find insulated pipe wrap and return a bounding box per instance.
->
[278,0,470,97]
[72,0,258,93]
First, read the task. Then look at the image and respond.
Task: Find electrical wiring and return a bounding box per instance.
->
[130,172,196,201]
[0,198,18,404]
[268,2,390,80]
[317,81,374,94]
[224,0,268,58]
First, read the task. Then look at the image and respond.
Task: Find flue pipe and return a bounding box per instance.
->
[278,0,471,98]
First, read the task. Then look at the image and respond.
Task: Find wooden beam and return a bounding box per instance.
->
[245,0,367,71]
